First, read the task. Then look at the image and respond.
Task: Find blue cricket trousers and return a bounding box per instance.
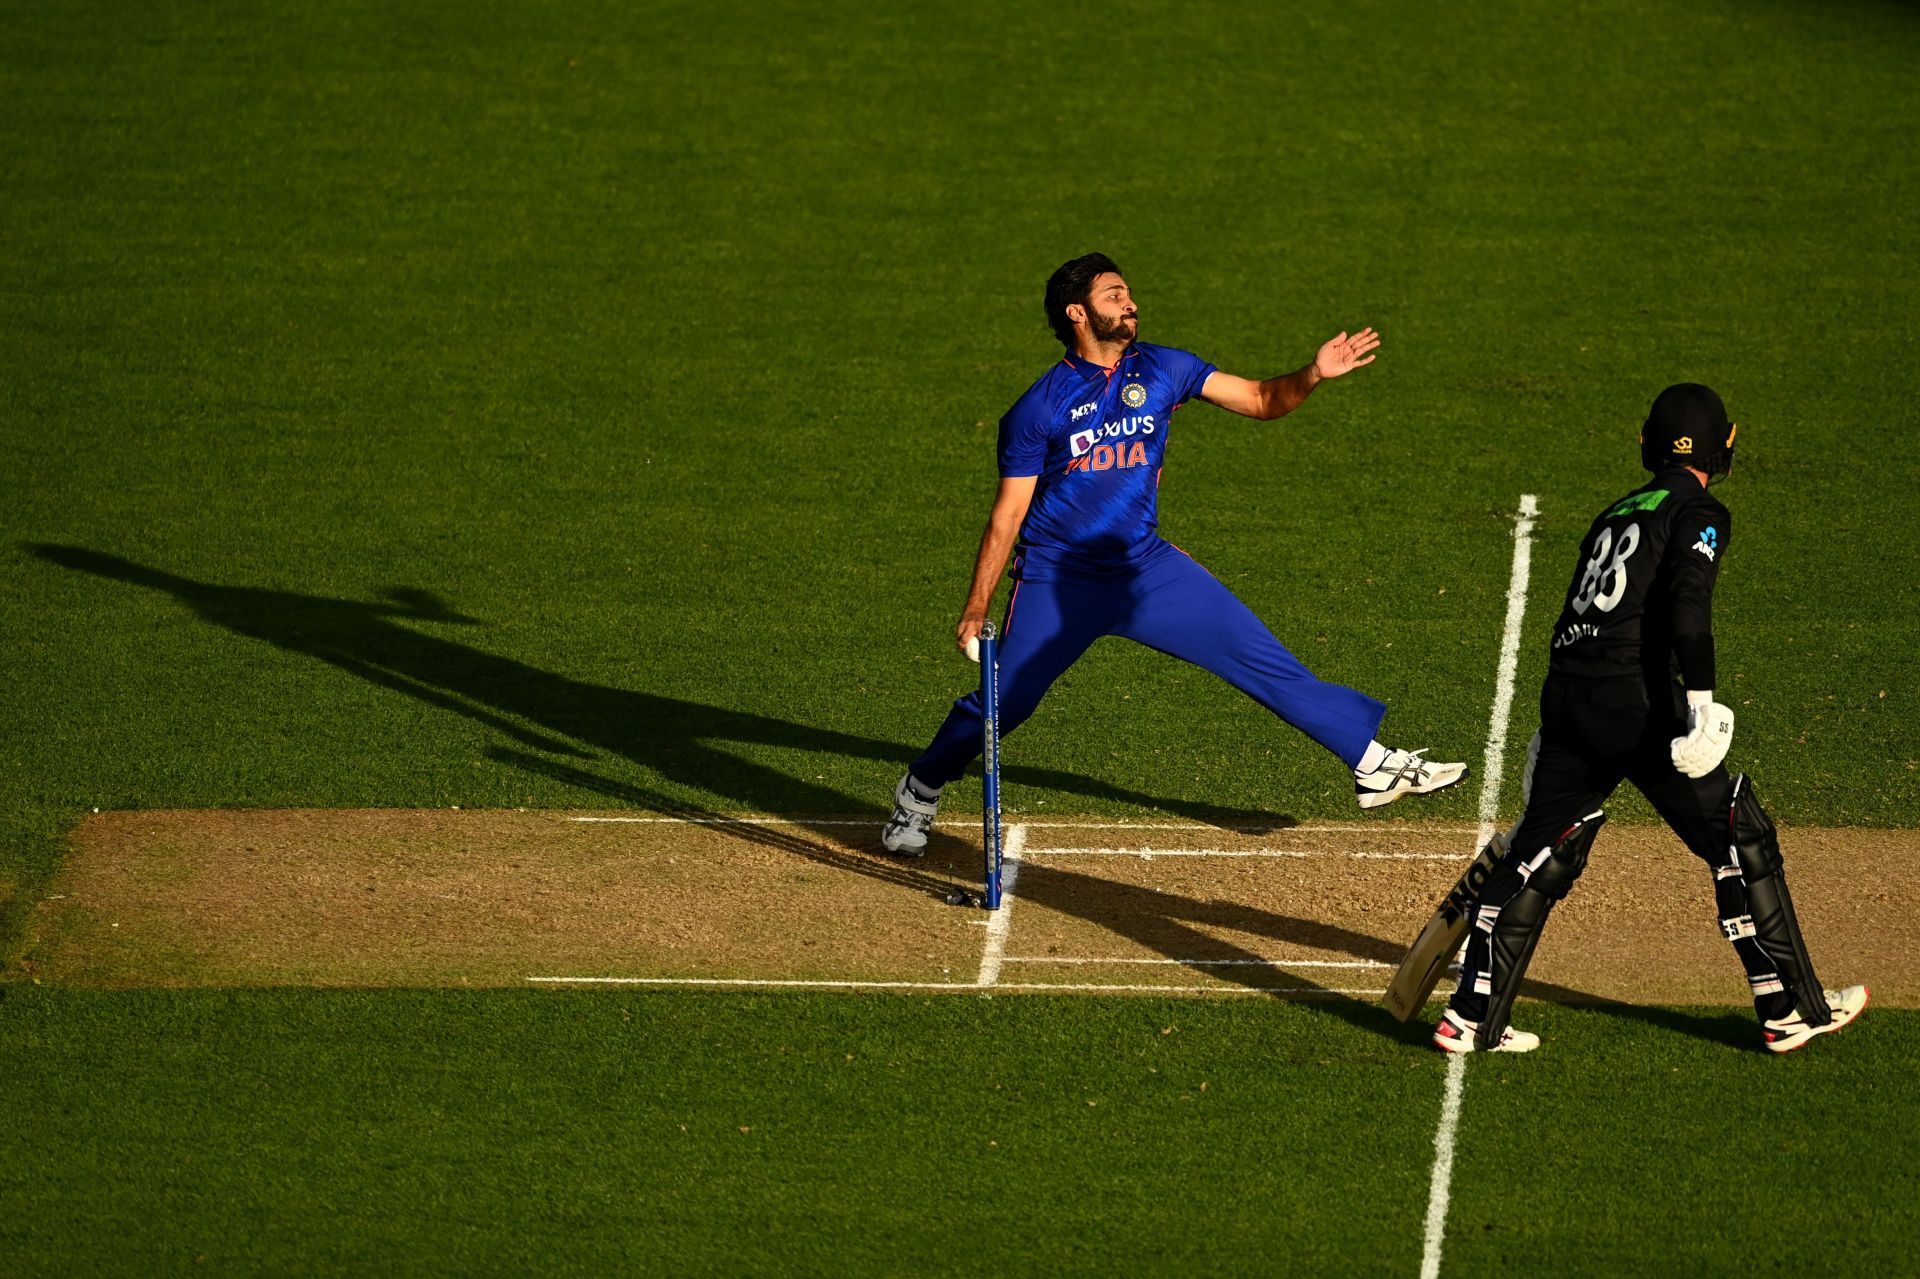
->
[910,539,1386,787]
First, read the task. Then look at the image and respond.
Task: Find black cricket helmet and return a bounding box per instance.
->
[1640,383,1736,480]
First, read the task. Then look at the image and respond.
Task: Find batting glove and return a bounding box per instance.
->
[1670,691,1735,778]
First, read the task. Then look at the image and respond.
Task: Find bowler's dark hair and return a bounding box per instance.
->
[1044,253,1122,348]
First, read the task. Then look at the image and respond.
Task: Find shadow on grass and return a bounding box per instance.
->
[26,542,1285,890]
[1575,1003,1759,1050]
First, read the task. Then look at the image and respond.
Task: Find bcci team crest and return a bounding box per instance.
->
[1121,382,1147,408]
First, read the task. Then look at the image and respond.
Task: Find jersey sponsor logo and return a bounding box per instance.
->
[1604,489,1670,519]
[1121,381,1147,408]
[1070,401,1099,422]
[1552,622,1600,649]
[1069,414,1158,457]
[1693,525,1719,561]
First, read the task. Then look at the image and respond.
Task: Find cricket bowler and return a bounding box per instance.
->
[882,253,1467,855]
[1433,384,1867,1053]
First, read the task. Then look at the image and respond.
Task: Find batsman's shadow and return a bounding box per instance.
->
[1005,859,1431,1043]
[1006,860,1740,1049]
[1564,1003,1759,1050]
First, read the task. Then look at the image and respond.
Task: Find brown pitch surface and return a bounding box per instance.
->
[15,809,1916,1007]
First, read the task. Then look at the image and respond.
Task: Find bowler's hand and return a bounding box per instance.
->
[956,611,988,661]
[1313,328,1381,379]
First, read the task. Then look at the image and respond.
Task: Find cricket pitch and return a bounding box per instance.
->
[14,808,1916,1007]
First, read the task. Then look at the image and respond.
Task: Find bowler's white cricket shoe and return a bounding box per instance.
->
[881,773,941,856]
[1355,748,1468,810]
[1432,1009,1540,1054]
[1762,985,1869,1054]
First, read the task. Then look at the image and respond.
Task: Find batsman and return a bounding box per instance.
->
[1426,384,1867,1054]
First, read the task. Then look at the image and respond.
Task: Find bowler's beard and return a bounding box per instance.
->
[1089,310,1137,344]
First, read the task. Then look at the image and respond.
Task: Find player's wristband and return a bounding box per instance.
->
[1686,688,1714,710]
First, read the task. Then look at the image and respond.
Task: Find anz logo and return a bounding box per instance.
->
[1693,526,1719,561]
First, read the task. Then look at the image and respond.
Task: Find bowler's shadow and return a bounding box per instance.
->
[27,543,1283,900]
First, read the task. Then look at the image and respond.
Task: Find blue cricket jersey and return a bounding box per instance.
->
[998,341,1217,577]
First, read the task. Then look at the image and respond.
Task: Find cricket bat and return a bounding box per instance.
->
[1382,828,1512,1022]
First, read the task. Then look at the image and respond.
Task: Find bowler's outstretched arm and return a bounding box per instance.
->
[1199,327,1381,420]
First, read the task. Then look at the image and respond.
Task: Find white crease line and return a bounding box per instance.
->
[567,817,876,826]
[1000,984,1386,995]
[1422,1054,1469,1279]
[1003,957,1390,969]
[529,976,972,990]
[1023,847,1462,860]
[1019,822,1481,833]
[1420,492,1538,1279]
[1476,492,1538,847]
[525,976,1387,995]
[976,824,1026,986]
[564,816,1480,834]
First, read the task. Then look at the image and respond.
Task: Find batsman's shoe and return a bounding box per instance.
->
[1432,1009,1540,1054]
[881,773,941,857]
[1355,749,1468,810]
[1762,985,1869,1055]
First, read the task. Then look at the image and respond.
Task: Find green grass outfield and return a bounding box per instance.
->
[4,0,1919,1272]
[3,991,1917,1276]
